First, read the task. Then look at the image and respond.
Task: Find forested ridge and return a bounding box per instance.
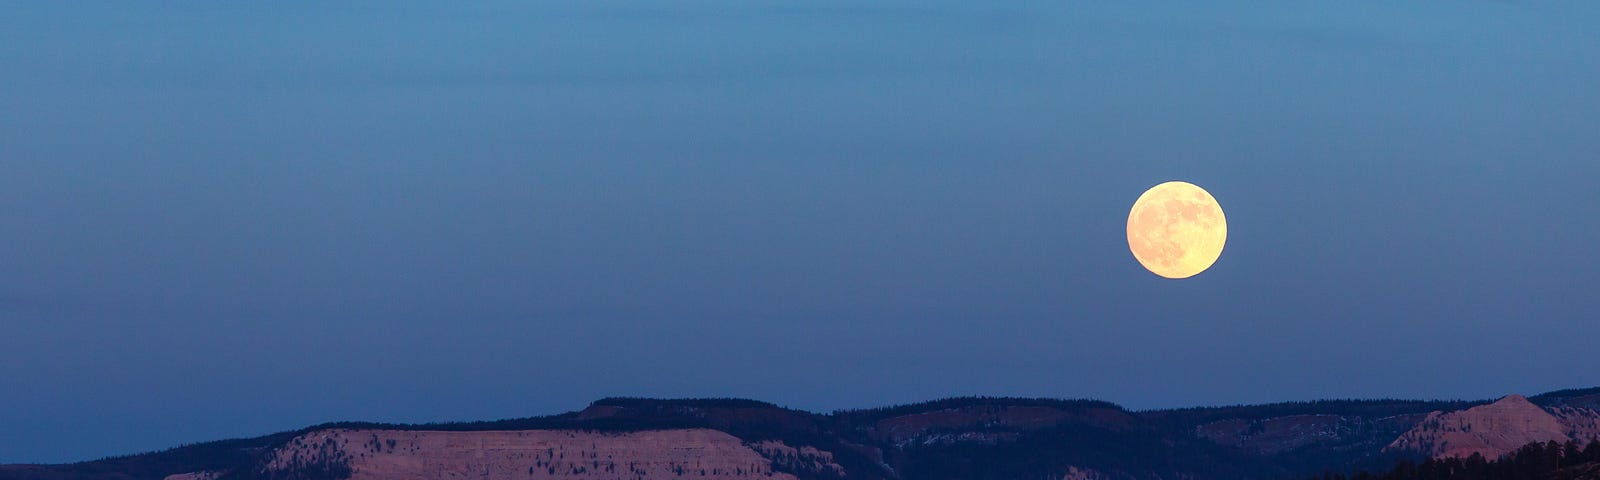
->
[1319,439,1600,480]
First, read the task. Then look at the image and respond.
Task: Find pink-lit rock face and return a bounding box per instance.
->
[748,441,846,477]
[1385,395,1582,459]
[261,428,804,480]
[1553,406,1600,443]
[1061,466,1109,480]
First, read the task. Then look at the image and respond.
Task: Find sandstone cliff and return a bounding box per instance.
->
[256,428,810,480]
[1386,395,1572,459]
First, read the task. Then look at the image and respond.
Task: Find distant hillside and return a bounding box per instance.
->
[5,388,1599,480]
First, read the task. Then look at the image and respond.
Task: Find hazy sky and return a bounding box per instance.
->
[3,1,1598,464]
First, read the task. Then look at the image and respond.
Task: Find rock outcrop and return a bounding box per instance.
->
[1386,395,1571,459]
[1553,406,1600,443]
[1061,466,1109,480]
[261,428,804,480]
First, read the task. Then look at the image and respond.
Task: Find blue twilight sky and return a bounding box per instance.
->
[2,0,1599,464]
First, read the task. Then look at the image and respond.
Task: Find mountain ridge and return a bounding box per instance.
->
[5,388,1598,480]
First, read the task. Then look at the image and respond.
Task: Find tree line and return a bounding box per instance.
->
[1318,439,1600,480]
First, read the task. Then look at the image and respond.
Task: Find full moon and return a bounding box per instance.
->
[1127,181,1227,279]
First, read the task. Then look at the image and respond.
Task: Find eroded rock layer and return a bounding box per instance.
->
[1387,395,1571,459]
[263,428,802,480]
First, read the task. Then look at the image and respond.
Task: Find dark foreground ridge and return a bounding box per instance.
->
[4,388,1600,480]
[1327,439,1600,480]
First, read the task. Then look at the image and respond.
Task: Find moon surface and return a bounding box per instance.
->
[1127,181,1227,279]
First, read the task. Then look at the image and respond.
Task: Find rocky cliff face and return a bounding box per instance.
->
[1060,466,1109,480]
[253,428,810,480]
[1386,395,1575,459]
